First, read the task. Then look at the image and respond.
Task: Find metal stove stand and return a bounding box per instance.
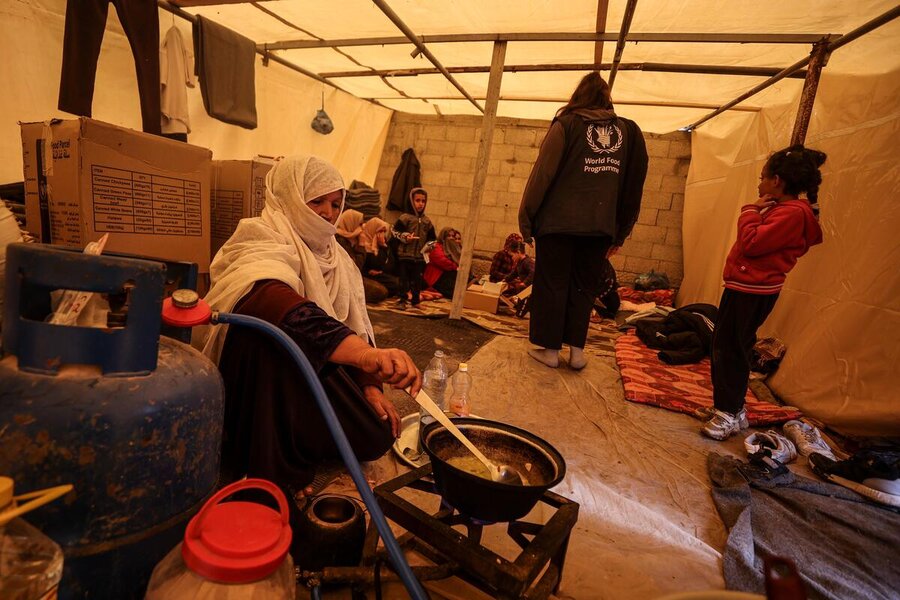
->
[354,464,579,600]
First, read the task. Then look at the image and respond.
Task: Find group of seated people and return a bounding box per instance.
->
[333,186,541,310]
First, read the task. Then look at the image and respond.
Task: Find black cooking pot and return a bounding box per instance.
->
[420,418,566,522]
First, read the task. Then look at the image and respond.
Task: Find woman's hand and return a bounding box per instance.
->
[358,347,422,396]
[755,194,777,209]
[330,336,422,395]
[362,385,401,438]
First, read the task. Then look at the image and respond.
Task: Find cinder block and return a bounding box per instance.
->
[668,140,691,159]
[671,193,685,211]
[447,127,476,142]
[665,226,682,245]
[451,171,474,188]
[624,255,658,274]
[621,240,653,258]
[426,140,456,155]
[661,174,687,193]
[628,224,667,243]
[422,124,447,140]
[427,199,449,216]
[656,209,683,228]
[455,141,480,158]
[658,259,684,283]
[643,172,663,192]
[443,156,474,172]
[446,198,471,218]
[645,138,671,158]
[491,144,517,161]
[476,221,493,238]
[419,154,443,170]
[514,145,540,162]
[609,254,626,270]
[507,177,528,194]
[504,128,536,147]
[481,206,505,223]
[676,160,691,177]
[642,190,673,210]
[651,243,682,262]
[486,176,509,192]
[488,159,501,175]
[424,170,451,186]
[637,208,658,225]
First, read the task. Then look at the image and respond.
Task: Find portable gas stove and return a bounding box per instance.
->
[336,464,579,599]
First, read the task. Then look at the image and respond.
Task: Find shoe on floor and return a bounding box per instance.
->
[744,430,798,464]
[783,420,836,460]
[701,409,745,441]
[696,406,749,430]
[809,453,900,508]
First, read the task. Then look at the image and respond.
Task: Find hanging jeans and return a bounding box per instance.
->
[58,0,161,134]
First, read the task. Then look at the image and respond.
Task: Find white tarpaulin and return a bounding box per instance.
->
[677,18,900,435]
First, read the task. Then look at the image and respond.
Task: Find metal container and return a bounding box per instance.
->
[420,418,566,522]
[0,244,224,599]
[292,494,366,570]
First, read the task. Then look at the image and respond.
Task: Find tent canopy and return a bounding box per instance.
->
[172,0,898,133]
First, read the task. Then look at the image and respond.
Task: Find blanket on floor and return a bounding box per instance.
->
[615,333,801,425]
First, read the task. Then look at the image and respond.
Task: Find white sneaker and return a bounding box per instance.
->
[696,406,749,430]
[783,420,836,460]
[744,430,798,464]
[701,409,745,441]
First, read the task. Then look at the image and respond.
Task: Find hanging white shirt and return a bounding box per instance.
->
[160,26,196,134]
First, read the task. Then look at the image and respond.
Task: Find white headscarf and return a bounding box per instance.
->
[194,155,374,363]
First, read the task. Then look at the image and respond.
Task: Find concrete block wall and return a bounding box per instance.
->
[373,113,690,286]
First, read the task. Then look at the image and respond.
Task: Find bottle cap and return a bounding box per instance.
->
[458,363,468,372]
[182,479,291,583]
[434,350,445,357]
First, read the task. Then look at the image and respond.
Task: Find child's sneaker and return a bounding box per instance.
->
[396,299,408,310]
[783,420,836,460]
[744,430,797,464]
[696,406,749,430]
[701,409,745,441]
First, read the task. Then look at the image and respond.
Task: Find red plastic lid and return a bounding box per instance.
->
[182,479,292,583]
[161,295,212,328]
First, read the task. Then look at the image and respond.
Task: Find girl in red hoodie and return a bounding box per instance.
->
[702,145,827,440]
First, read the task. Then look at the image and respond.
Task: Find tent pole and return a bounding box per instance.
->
[265,32,835,51]
[790,40,830,145]
[370,0,484,113]
[607,0,638,89]
[594,0,610,64]
[449,41,507,320]
[687,4,900,130]
[319,63,808,79]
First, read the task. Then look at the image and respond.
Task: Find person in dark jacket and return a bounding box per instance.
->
[519,71,648,370]
[702,145,826,441]
[392,187,435,308]
[387,148,421,212]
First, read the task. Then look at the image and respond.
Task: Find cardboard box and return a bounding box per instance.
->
[464,284,501,313]
[21,118,212,271]
[210,157,275,256]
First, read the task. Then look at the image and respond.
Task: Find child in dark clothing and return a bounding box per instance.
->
[702,145,827,440]
[391,187,435,308]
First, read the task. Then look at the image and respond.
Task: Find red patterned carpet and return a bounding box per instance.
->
[615,333,801,426]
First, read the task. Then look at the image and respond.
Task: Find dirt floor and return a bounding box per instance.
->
[304,302,758,600]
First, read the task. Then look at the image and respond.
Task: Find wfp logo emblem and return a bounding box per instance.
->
[587,123,622,154]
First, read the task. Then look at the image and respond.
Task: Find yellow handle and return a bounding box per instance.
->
[0,484,73,527]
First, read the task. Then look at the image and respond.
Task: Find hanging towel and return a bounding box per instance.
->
[387,148,421,212]
[193,15,257,129]
[160,25,195,134]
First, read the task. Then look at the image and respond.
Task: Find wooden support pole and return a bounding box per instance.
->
[608,0,638,89]
[263,32,836,51]
[370,0,484,113]
[449,41,507,320]
[594,0,610,64]
[790,40,830,146]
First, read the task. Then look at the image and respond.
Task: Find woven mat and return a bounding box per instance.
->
[614,333,801,426]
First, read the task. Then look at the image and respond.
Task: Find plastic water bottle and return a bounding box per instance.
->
[0,478,70,600]
[448,363,473,416]
[419,351,449,427]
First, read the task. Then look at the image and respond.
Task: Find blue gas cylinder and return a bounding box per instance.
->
[0,244,224,599]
